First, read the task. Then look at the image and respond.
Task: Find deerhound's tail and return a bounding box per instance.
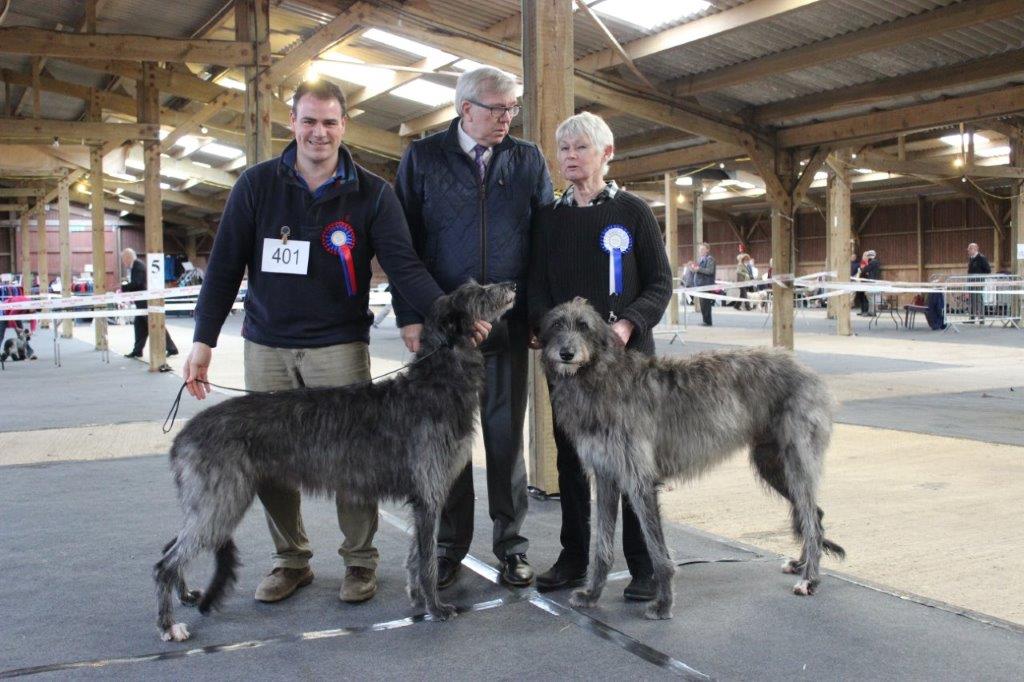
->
[790,506,846,560]
[198,539,240,614]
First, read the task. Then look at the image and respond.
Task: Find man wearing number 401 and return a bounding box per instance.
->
[393,67,553,589]
[185,80,463,607]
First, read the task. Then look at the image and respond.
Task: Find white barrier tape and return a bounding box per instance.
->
[0,284,221,311]
[812,280,1024,295]
[0,301,242,323]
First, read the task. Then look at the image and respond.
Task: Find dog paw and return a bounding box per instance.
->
[792,579,817,596]
[643,602,673,620]
[570,589,599,608]
[426,602,457,621]
[180,589,203,606]
[407,585,424,608]
[781,558,805,575]
[160,623,191,642]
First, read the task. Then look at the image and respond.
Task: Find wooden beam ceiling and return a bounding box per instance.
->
[0,119,159,143]
[609,142,745,179]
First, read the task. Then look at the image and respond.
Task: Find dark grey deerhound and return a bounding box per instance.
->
[538,298,844,621]
[154,281,517,642]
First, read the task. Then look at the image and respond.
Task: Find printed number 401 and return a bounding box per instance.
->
[272,247,301,265]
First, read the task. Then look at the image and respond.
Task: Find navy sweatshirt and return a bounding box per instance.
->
[193,142,443,348]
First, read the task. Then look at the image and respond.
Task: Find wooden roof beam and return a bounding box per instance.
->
[777,84,1024,149]
[0,119,159,143]
[664,0,1024,98]
[0,27,260,66]
[577,0,823,72]
[608,142,745,180]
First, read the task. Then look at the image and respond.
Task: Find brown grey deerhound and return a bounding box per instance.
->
[538,298,844,620]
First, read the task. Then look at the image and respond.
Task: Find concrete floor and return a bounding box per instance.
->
[1,305,1022,679]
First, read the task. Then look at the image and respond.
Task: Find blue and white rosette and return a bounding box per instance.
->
[600,225,632,295]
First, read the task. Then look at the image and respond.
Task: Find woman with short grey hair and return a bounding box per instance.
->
[527,111,672,600]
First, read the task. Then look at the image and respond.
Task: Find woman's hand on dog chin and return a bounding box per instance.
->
[610,319,634,347]
[470,320,491,347]
[400,323,423,353]
[184,342,213,400]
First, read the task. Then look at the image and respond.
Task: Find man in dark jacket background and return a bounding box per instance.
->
[184,80,447,607]
[966,242,991,321]
[120,247,178,362]
[690,242,716,326]
[393,66,553,588]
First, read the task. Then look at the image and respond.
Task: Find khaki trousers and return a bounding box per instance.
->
[244,339,379,570]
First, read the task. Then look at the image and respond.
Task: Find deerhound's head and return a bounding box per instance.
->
[425,280,517,347]
[538,298,616,376]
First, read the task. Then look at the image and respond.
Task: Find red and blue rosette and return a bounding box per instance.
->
[321,220,358,297]
[600,224,632,295]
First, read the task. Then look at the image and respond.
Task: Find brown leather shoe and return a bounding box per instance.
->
[254,566,314,603]
[340,566,378,603]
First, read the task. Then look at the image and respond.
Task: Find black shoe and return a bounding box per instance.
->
[499,554,534,587]
[536,561,586,592]
[437,556,460,590]
[124,351,143,358]
[623,575,656,602]
[167,349,179,357]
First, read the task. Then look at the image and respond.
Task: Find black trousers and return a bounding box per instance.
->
[132,307,178,355]
[552,419,654,578]
[437,318,530,562]
[699,296,713,325]
[853,291,869,314]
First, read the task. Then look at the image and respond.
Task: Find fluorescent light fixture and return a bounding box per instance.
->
[362,28,455,61]
[218,77,246,91]
[940,133,989,148]
[315,56,395,88]
[391,79,456,107]
[854,168,874,174]
[584,0,710,30]
[119,196,137,205]
[649,200,665,208]
[975,145,1011,158]
[159,182,171,190]
[708,185,727,194]
[192,161,212,169]
[675,175,693,186]
[735,181,757,190]
[119,210,130,217]
[814,171,829,181]
[201,142,245,159]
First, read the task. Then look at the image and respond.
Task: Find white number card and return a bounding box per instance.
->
[261,238,310,275]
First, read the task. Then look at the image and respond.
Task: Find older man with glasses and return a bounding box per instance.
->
[393,66,553,589]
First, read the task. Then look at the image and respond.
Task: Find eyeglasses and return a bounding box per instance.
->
[468,99,521,120]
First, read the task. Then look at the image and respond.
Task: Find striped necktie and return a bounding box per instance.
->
[472,144,488,181]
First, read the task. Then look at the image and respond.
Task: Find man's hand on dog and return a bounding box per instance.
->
[610,319,635,347]
[184,342,213,399]
[401,321,492,353]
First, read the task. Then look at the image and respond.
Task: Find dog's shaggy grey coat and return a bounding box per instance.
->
[154,281,517,642]
[538,298,844,620]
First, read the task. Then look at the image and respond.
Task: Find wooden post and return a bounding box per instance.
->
[523,0,573,496]
[916,195,925,282]
[771,204,794,349]
[237,0,272,166]
[57,173,73,338]
[1012,135,1023,277]
[19,210,31,294]
[139,61,166,370]
[185,235,198,265]
[90,144,108,350]
[826,151,852,336]
[664,173,679,325]
[35,193,48,328]
[691,187,704,248]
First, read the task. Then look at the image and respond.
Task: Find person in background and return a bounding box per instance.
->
[121,248,178,363]
[689,243,716,326]
[854,249,880,316]
[966,242,991,323]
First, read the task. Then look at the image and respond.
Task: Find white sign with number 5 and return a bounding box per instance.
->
[261,238,309,275]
